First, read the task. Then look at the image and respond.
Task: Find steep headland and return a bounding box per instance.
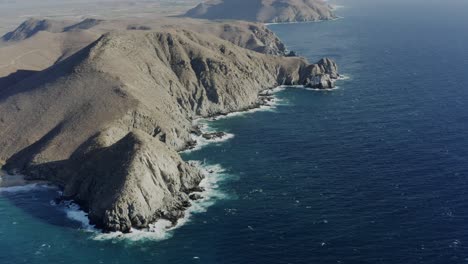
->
[184,0,337,23]
[0,22,338,232]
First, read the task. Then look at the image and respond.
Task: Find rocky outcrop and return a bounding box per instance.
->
[0,28,338,232]
[184,0,337,23]
[300,58,339,88]
[202,132,227,140]
[62,130,204,232]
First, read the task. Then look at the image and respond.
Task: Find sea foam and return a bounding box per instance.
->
[182,87,290,153]
[206,86,288,121]
[0,183,57,194]
[61,201,96,231]
[338,74,352,81]
[264,16,343,26]
[183,125,235,153]
[0,163,229,242]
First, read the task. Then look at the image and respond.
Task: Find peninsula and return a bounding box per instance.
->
[0,7,338,233]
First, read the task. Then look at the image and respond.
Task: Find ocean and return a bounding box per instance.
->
[2,0,468,263]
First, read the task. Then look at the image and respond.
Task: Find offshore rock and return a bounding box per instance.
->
[301,57,339,89]
[202,132,227,140]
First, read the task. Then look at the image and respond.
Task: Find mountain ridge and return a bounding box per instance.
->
[0,17,295,79]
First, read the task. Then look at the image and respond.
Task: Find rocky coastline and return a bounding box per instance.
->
[0,18,339,233]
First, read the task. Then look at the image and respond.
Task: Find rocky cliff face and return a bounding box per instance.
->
[0,28,338,232]
[190,21,288,55]
[300,58,339,88]
[184,0,337,23]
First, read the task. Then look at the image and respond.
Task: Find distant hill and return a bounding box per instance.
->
[1,18,102,42]
[184,0,337,23]
[0,17,289,79]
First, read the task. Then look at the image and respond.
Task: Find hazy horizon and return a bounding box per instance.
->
[0,0,201,35]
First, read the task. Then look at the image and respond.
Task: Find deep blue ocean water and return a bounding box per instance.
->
[2,0,468,263]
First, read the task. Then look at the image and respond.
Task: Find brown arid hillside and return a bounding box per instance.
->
[184,0,337,23]
[0,17,291,82]
[0,19,338,232]
[0,0,200,36]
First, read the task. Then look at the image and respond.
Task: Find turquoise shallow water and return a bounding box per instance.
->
[2,0,468,263]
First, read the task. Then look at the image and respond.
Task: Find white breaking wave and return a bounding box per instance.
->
[0,166,228,241]
[94,221,174,241]
[60,201,97,231]
[304,86,341,91]
[264,17,343,26]
[283,84,340,92]
[265,21,320,26]
[331,4,346,10]
[0,183,57,193]
[205,87,288,121]
[268,86,288,93]
[183,130,235,153]
[338,74,351,81]
[206,103,275,121]
[0,178,98,232]
[182,87,291,153]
